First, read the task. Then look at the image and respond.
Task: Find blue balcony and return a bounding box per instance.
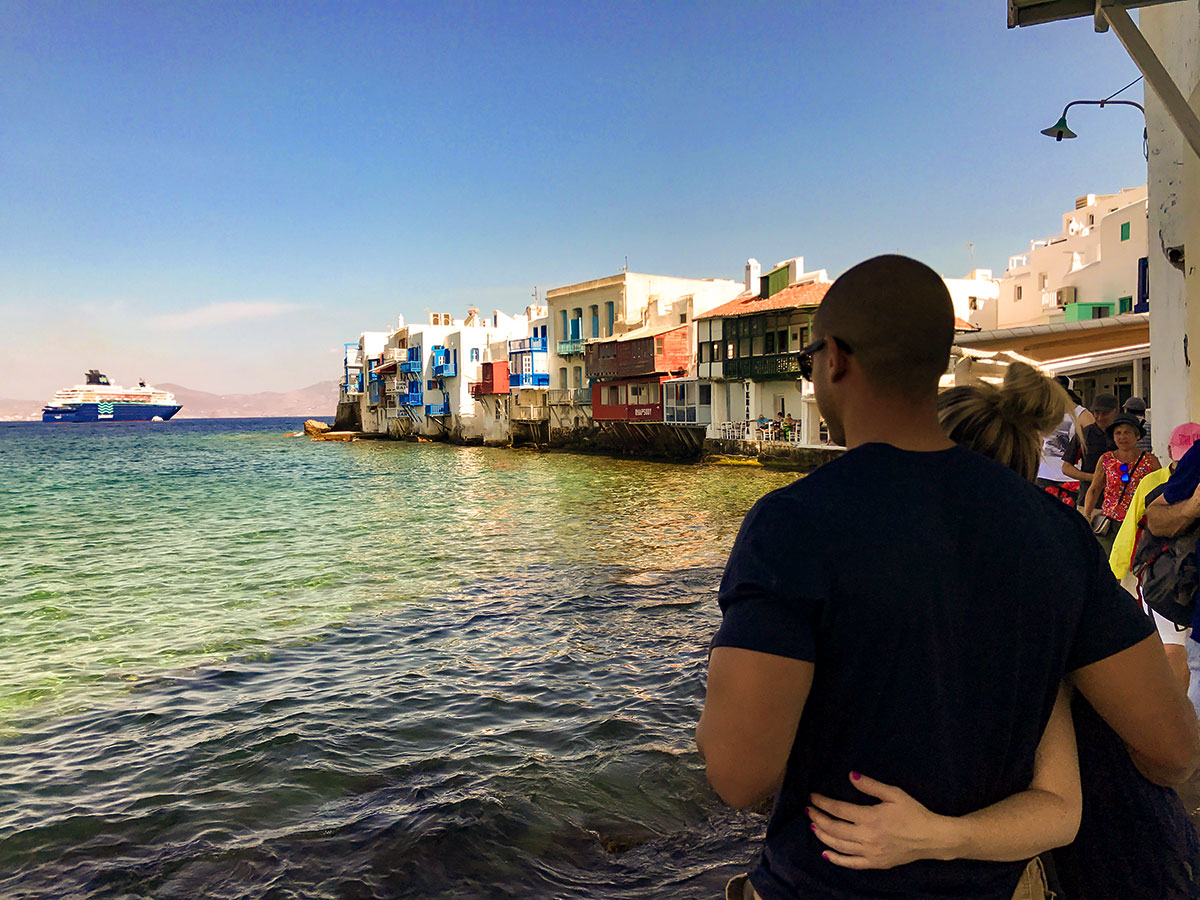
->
[509,372,550,388]
[433,362,458,377]
[557,338,587,356]
[400,360,422,374]
[426,402,450,416]
[401,392,423,407]
[509,336,548,353]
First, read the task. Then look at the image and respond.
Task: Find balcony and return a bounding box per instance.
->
[509,336,549,353]
[557,338,588,356]
[433,362,458,377]
[723,353,805,380]
[401,393,423,407]
[469,382,483,399]
[400,360,422,374]
[547,388,592,405]
[426,402,450,416]
[510,372,550,388]
[513,405,549,422]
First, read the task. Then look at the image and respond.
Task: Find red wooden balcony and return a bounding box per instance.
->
[585,325,689,381]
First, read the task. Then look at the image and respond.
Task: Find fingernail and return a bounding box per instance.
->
[822,852,830,860]
[851,771,861,781]
[810,822,816,831]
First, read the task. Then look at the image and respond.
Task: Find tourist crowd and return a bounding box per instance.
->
[697,255,1200,900]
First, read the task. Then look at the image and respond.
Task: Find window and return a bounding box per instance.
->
[560,310,568,341]
[777,329,787,352]
[679,313,687,324]
[1038,273,1047,290]
[1119,296,1133,314]
[559,367,568,389]
[572,366,583,389]
[470,348,480,362]
[655,337,664,355]
[711,342,721,362]
[1092,306,1110,319]
[726,342,735,360]
[590,305,599,338]
[1016,285,1023,300]
[968,296,979,311]
[699,384,711,405]
[605,301,615,336]
[1120,222,1131,241]
[1088,214,1095,226]
[765,332,776,354]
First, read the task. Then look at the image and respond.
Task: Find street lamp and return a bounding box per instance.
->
[1040,98,1146,141]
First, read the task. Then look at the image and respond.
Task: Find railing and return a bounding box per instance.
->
[385,408,402,419]
[709,420,806,443]
[547,388,592,405]
[400,360,422,374]
[557,338,588,356]
[433,362,458,377]
[512,405,549,422]
[1042,290,1063,311]
[401,393,423,407]
[426,402,450,416]
[510,372,550,388]
[385,376,401,391]
[723,353,804,380]
[469,382,483,398]
[508,336,548,352]
[384,347,406,361]
[664,405,713,426]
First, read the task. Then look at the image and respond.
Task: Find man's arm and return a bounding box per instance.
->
[1145,482,1200,537]
[1070,634,1200,785]
[696,646,813,809]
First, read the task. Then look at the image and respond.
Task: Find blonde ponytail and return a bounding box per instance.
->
[937,362,1070,481]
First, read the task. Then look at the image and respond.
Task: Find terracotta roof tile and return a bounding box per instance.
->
[696,281,830,319]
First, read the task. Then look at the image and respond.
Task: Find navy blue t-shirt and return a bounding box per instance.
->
[712,443,1154,900]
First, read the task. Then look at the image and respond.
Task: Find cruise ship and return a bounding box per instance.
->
[42,371,182,422]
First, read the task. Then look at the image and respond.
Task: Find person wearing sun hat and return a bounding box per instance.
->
[1123,396,1153,453]
[1083,412,1161,553]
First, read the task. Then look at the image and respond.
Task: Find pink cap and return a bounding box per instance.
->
[1168,423,1200,462]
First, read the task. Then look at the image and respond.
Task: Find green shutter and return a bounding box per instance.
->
[1120,222,1130,241]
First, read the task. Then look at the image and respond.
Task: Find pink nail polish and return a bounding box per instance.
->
[851,771,861,781]
[822,852,830,860]
[810,822,816,831]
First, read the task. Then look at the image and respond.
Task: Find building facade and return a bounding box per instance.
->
[544,271,742,443]
[696,257,832,445]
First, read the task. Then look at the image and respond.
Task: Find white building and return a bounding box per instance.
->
[544,270,742,441]
[972,186,1148,332]
[369,309,531,441]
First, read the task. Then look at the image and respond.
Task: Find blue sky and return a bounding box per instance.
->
[0,1,1149,397]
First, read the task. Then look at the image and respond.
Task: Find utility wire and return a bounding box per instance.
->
[1102,75,1143,104]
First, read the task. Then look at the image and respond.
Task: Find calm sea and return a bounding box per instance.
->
[0,418,797,899]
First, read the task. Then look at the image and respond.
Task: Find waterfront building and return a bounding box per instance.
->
[696,257,832,446]
[336,331,390,432]
[507,307,551,444]
[369,309,531,442]
[957,187,1151,408]
[544,271,742,443]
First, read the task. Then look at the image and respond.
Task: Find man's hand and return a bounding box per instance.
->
[696,647,812,809]
[1145,482,1200,538]
[809,773,952,869]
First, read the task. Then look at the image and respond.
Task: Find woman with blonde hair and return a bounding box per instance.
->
[807,361,1200,899]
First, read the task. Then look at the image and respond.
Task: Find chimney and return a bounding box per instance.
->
[745,258,761,294]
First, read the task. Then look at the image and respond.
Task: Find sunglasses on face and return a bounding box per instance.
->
[798,336,854,381]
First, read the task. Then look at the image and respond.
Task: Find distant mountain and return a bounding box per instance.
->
[160,381,340,419]
[0,397,42,421]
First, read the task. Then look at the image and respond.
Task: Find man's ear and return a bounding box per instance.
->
[826,340,852,384]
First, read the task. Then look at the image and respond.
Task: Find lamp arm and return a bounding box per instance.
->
[1060,99,1146,117]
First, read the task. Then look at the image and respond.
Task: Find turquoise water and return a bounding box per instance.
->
[0,419,795,898]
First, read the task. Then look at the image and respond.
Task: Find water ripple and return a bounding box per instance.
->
[0,420,795,898]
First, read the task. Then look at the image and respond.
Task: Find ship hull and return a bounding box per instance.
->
[42,403,182,423]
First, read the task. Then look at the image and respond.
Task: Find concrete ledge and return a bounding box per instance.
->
[703,438,842,471]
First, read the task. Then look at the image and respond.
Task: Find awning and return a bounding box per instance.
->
[1041,343,1150,376]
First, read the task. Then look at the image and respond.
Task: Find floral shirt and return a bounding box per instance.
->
[1099,451,1156,521]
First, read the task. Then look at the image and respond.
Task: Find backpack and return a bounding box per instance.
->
[1131,519,1200,627]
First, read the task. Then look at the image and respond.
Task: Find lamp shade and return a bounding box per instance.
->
[1040,116,1077,141]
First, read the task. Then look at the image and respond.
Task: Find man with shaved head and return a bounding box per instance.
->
[697,255,1198,900]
